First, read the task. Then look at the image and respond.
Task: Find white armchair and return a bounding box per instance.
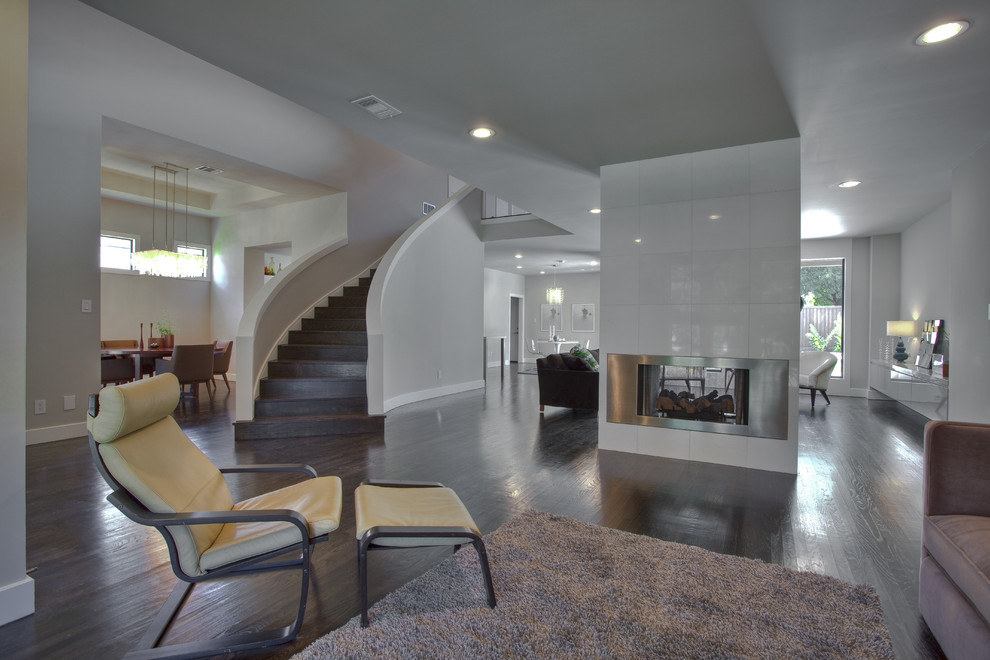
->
[799,351,838,407]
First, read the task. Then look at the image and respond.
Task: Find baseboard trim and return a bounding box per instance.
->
[0,576,34,626]
[25,421,87,445]
[384,380,485,412]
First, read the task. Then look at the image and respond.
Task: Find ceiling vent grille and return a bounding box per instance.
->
[351,95,402,120]
[194,165,225,174]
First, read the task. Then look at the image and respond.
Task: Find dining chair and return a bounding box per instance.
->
[528,338,546,357]
[155,344,216,401]
[100,356,134,387]
[212,340,233,391]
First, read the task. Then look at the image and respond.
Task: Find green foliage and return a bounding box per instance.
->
[156,308,176,336]
[800,264,843,306]
[806,315,842,352]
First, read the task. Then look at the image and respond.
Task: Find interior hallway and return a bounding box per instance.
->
[2,368,942,658]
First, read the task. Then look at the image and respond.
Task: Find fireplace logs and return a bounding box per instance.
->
[656,389,734,421]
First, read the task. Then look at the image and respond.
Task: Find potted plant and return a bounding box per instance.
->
[156,310,176,349]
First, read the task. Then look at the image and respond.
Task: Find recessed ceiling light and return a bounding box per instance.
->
[589,208,601,214]
[470,127,495,138]
[837,180,862,188]
[590,261,599,266]
[539,270,545,274]
[709,214,721,220]
[915,20,969,45]
[516,265,522,269]
[634,238,642,243]
[515,254,522,259]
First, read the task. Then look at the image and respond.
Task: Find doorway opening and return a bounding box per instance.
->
[509,295,522,364]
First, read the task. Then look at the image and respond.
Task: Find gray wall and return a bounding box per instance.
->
[0,0,33,626]
[949,141,990,423]
[26,0,445,440]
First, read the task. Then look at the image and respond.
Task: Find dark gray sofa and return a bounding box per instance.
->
[920,420,990,659]
[536,350,599,412]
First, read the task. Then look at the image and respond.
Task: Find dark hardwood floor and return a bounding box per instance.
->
[2,367,944,659]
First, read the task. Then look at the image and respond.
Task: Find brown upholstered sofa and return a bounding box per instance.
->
[536,350,599,412]
[920,420,990,659]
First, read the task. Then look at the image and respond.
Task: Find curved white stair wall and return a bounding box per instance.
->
[235,237,390,421]
[367,186,484,414]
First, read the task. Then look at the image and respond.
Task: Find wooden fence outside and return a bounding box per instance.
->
[800,305,842,352]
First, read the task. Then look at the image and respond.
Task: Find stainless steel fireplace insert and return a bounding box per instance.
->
[607,354,789,440]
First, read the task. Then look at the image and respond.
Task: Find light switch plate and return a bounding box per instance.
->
[81,299,92,313]
[34,399,46,414]
[63,395,76,411]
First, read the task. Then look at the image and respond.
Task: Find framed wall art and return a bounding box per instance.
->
[540,303,563,332]
[572,303,595,332]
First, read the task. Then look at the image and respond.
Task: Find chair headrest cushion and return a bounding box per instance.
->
[89,373,180,444]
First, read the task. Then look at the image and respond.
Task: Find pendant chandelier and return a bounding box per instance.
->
[546,261,563,304]
[131,163,206,278]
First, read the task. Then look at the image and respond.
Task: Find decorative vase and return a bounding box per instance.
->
[160,334,175,349]
[892,339,909,362]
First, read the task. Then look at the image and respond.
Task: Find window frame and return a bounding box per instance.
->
[174,241,211,281]
[99,232,140,274]
[800,256,845,379]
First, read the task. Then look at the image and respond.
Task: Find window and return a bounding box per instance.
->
[100,233,137,271]
[100,234,209,280]
[800,258,844,378]
[176,243,209,279]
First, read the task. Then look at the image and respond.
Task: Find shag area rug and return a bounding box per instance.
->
[295,510,894,659]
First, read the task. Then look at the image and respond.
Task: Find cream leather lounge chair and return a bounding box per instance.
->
[88,373,342,658]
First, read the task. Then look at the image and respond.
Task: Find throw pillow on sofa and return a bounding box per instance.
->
[570,345,599,372]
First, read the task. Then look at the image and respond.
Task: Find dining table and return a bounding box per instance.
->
[536,338,580,354]
[100,347,175,382]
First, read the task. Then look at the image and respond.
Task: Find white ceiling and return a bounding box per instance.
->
[81,0,990,276]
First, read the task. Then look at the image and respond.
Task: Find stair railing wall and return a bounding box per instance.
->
[235,237,390,421]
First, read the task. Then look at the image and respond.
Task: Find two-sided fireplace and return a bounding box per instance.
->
[607,354,789,440]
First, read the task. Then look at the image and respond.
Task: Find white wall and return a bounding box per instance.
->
[213,193,347,353]
[599,138,800,474]
[100,197,213,344]
[901,201,951,323]
[484,268,526,364]
[948,141,990,423]
[378,191,485,410]
[27,0,446,438]
[0,0,33,625]
[849,237,871,391]
[524,272,600,361]
[869,234,901,363]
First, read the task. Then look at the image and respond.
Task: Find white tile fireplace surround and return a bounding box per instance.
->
[598,138,800,474]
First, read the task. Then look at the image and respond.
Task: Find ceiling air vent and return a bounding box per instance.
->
[351,95,402,120]
[194,165,225,174]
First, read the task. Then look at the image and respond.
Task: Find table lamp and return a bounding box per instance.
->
[887,320,916,363]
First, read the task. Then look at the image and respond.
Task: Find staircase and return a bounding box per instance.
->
[233,272,384,441]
